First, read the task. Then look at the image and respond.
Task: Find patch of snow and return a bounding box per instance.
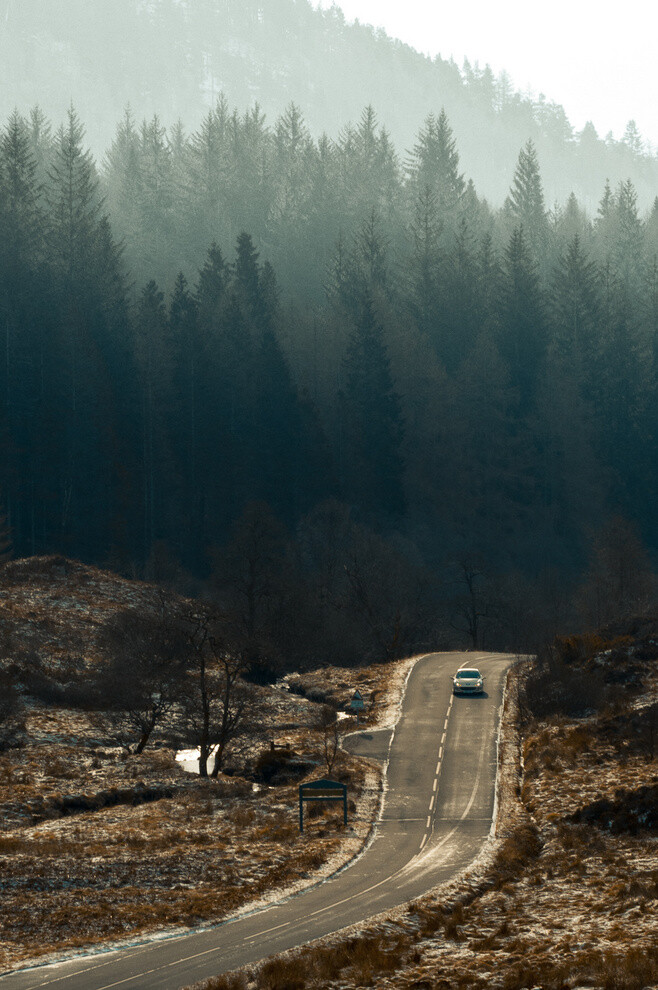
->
[175,747,219,775]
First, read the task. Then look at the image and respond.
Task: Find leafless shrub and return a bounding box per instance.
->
[518,646,608,723]
[490,822,542,889]
[632,701,658,761]
[297,846,326,871]
[228,805,257,827]
[556,821,606,855]
[596,946,658,990]
[257,954,309,990]
[443,901,466,940]
[568,782,658,834]
[188,975,248,990]
[417,904,445,937]
[0,671,26,750]
[255,931,409,989]
[15,651,96,709]
[251,747,313,785]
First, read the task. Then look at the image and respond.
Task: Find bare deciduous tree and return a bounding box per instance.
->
[212,501,291,682]
[181,609,264,777]
[318,704,340,776]
[450,559,499,649]
[577,516,657,628]
[95,594,188,754]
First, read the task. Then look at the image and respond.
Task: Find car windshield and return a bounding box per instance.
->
[457,670,481,678]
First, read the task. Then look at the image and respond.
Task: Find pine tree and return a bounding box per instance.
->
[336,106,401,231]
[612,178,644,292]
[45,106,133,558]
[135,114,174,276]
[104,107,141,246]
[505,140,547,258]
[196,239,256,536]
[341,291,405,518]
[234,231,263,321]
[594,179,616,260]
[27,106,53,191]
[228,104,271,239]
[406,110,465,223]
[188,96,231,244]
[549,234,601,378]
[328,209,390,317]
[447,333,531,551]
[441,214,482,371]
[46,106,103,287]
[595,269,651,509]
[497,225,546,408]
[0,110,42,267]
[135,280,173,558]
[196,241,230,328]
[406,183,444,341]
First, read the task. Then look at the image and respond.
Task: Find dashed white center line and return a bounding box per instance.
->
[244,922,290,942]
[423,691,456,851]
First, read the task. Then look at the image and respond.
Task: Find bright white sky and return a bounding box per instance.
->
[315,0,658,149]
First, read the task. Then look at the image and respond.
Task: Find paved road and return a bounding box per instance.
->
[0,651,514,990]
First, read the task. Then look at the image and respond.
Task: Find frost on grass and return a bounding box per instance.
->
[209,645,658,990]
[0,557,414,973]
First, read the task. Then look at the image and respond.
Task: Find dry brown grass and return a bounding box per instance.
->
[249,931,410,990]
[200,661,658,990]
[0,556,385,973]
[0,726,378,970]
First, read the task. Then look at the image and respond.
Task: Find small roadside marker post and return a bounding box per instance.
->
[350,689,365,724]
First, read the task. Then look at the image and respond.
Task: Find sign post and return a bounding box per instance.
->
[349,689,366,724]
[299,778,347,833]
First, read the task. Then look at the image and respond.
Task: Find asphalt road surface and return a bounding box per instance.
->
[0,651,514,990]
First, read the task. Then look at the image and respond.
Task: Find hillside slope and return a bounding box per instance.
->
[0,555,396,972]
[1,0,657,205]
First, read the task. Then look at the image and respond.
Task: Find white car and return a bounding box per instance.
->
[452,667,484,695]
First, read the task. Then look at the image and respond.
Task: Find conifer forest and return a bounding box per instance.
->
[2,84,658,660]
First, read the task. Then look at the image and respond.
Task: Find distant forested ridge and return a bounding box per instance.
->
[1,92,658,654]
[1,0,657,209]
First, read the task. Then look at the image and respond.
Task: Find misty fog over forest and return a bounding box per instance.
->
[1,0,658,658]
[2,0,657,207]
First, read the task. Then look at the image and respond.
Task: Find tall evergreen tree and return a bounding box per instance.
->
[549,234,601,382]
[406,109,465,225]
[497,225,546,408]
[341,290,405,519]
[46,106,103,286]
[135,280,173,558]
[406,183,444,342]
[505,140,547,258]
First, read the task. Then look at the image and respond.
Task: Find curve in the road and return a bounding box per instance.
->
[0,651,514,990]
